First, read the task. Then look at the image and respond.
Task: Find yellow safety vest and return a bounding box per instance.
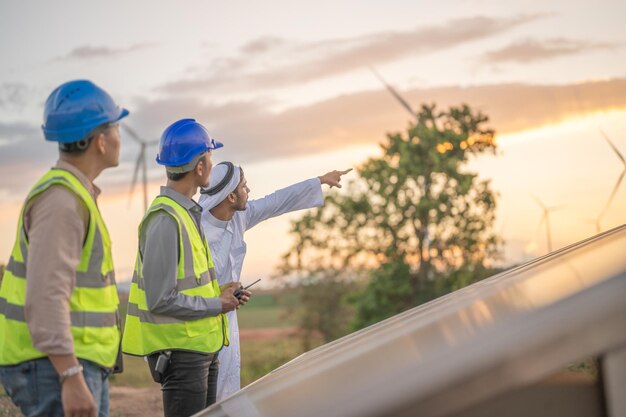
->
[122,195,228,356]
[0,169,120,368]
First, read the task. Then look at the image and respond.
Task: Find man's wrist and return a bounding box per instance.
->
[59,364,83,385]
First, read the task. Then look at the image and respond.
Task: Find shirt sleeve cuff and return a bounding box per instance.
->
[310,178,324,206]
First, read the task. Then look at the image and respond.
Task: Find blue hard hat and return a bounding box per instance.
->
[42,80,129,143]
[156,119,223,167]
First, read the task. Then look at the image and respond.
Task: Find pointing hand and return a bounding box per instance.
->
[319,168,352,188]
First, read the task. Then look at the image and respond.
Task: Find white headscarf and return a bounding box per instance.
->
[199,162,241,211]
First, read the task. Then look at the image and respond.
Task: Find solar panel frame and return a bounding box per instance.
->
[196,224,626,417]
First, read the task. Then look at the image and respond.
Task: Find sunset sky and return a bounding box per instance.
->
[1,0,625,284]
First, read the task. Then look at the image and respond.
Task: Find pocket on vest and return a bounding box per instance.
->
[185,317,218,338]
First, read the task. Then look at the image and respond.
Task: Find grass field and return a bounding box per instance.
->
[117,290,298,329]
[238,290,298,329]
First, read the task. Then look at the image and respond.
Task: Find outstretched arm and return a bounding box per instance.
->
[245,168,353,230]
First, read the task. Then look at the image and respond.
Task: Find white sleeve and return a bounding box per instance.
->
[244,178,323,230]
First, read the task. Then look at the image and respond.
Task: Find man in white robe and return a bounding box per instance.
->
[199,163,350,401]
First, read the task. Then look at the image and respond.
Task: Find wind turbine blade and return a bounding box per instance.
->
[600,129,626,166]
[370,67,416,118]
[545,214,553,253]
[547,204,565,212]
[121,124,145,145]
[600,169,626,217]
[534,213,546,236]
[530,194,547,210]
[128,149,144,207]
[583,218,600,234]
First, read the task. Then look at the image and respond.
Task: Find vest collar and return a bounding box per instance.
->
[54,160,101,200]
[159,186,202,214]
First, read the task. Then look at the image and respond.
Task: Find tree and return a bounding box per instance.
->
[292,271,354,349]
[280,103,501,330]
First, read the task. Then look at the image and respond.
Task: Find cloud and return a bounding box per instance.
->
[0,122,58,194]
[485,38,618,64]
[0,83,30,112]
[0,121,40,145]
[2,78,625,196]
[137,78,626,165]
[55,43,156,61]
[159,14,545,94]
[239,36,287,55]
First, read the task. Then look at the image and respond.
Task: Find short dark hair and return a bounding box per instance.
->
[59,123,112,155]
[166,170,190,181]
[166,153,208,181]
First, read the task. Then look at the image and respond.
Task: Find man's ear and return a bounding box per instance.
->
[93,132,106,154]
[195,159,203,176]
[227,192,237,203]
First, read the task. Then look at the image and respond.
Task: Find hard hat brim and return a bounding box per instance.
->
[114,108,130,124]
[209,140,224,151]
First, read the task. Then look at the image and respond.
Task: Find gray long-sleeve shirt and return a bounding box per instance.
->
[140,186,221,319]
[23,161,95,356]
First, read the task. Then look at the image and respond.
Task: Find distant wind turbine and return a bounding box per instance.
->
[596,129,626,229]
[531,195,562,253]
[369,67,417,119]
[122,124,159,212]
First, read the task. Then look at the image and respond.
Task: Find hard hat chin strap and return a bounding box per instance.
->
[58,122,112,153]
[58,137,92,153]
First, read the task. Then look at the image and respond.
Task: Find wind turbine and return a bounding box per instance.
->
[369,67,417,120]
[531,195,562,253]
[595,129,626,229]
[122,124,159,212]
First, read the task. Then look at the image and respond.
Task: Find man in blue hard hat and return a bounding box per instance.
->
[0,80,128,417]
[121,118,251,417]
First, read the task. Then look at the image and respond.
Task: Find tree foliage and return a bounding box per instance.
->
[291,271,354,349]
[280,103,501,332]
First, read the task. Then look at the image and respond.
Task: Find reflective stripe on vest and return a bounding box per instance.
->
[121,196,228,356]
[0,169,120,368]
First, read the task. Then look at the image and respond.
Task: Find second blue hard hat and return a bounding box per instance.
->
[42,80,129,143]
[156,119,223,167]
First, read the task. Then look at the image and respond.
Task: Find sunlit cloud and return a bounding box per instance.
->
[142,78,626,161]
[2,78,625,196]
[54,43,157,61]
[485,38,619,64]
[159,14,546,94]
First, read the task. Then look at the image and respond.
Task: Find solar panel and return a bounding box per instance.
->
[196,225,626,417]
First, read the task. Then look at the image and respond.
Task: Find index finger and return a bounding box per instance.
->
[339,168,353,175]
